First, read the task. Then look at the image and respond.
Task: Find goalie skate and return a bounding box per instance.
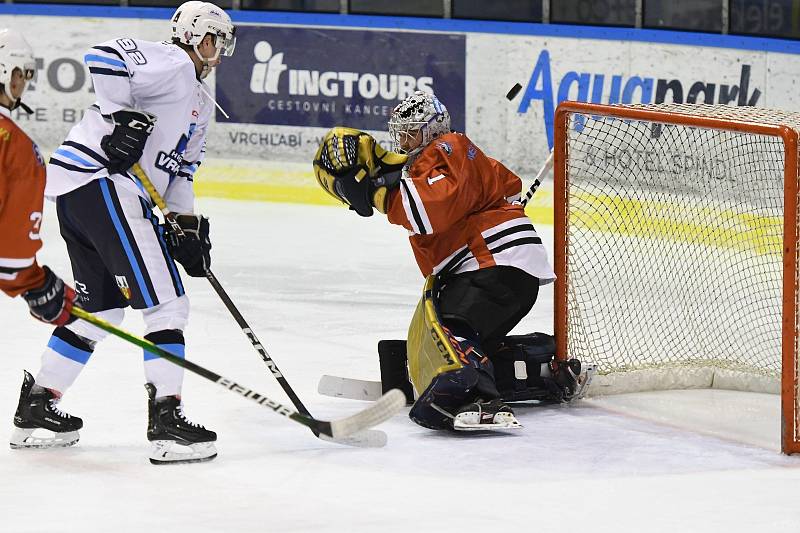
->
[146,383,217,465]
[451,399,523,431]
[550,360,597,403]
[10,371,82,450]
[571,362,597,401]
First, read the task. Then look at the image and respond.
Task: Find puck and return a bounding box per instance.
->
[506,83,523,101]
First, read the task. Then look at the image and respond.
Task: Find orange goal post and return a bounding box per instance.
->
[553,101,800,454]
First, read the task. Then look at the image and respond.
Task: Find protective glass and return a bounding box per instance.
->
[216,26,236,57]
[22,61,36,81]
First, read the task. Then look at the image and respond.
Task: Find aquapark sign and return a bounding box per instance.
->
[215,26,466,132]
[515,49,763,149]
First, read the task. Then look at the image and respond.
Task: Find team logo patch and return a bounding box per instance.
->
[467,145,477,160]
[115,275,132,300]
[156,123,195,179]
[75,281,90,304]
[437,141,452,155]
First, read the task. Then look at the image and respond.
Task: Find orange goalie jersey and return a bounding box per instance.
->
[0,107,47,297]
[386,132,555,282]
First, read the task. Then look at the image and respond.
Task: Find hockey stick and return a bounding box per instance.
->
[131,163,387,447]
[319,374,383,402]
[70,306,405,439]
[516,149,554,207]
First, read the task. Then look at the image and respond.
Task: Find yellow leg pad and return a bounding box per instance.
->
[407,276,465,394]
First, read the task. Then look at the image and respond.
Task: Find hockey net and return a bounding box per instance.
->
[553,102,800,454]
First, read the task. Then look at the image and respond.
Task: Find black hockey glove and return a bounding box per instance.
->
[23,266,77,326]
[100,109,157,175]
[165,214,211,277]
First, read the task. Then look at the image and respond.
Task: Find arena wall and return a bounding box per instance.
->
[2,4,800,223]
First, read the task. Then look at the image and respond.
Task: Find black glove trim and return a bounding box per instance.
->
[334,167,373,217]
[100,108,157,175]
[165,215,211,277]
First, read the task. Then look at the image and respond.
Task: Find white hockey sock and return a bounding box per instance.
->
[143,333,185,398]
[35,309,125,393]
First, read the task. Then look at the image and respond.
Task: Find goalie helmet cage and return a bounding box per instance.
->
[553,101,800,455]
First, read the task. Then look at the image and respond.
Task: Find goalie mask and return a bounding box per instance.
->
[388,91,451,157]
[0,29,35,108]
[171,1,236,78]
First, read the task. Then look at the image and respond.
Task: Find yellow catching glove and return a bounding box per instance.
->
[313,127,407,217]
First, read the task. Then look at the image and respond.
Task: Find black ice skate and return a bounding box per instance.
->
[452,398,522,431]
[10,370,83,449]
[145,383,217,465]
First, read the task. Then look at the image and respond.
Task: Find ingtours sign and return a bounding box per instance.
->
[214,26,466,131]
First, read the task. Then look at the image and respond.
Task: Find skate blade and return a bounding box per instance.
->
[571,363,598,401]
[9,427,80,449]
[149,440,218,465]
[453,412,523,432]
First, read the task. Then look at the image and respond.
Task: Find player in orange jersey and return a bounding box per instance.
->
[0,29,76,327]
[314,92,586,431]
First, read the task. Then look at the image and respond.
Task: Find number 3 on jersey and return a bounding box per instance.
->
[29,211,42,241]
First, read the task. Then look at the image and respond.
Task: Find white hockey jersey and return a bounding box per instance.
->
[46,38,212,213]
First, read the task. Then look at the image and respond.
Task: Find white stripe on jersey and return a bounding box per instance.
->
[482,217,541,244]
[84,49,129,76]
[431,216,556,283]
[484,218,555,283]
[0,272,19,281]
[0,256,35,269]
[490,244,555,284]
[432,244,469,275]
[400,177,433,235]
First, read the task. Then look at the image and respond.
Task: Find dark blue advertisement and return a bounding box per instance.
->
[215,26,466,131]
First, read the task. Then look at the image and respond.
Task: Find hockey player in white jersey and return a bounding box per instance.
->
[10,1,235,465]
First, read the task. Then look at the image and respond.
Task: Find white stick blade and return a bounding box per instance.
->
[318,375,382,401]
[329,389,406,438]
[317,430,388,448]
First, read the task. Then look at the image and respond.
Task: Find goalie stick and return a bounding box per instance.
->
[516,149,554,208]
[318,367,598,404]
[71,306,405,439]
[319,374,384,402]
[131,163,388,448]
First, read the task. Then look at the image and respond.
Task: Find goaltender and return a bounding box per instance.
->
[313,91,590,432]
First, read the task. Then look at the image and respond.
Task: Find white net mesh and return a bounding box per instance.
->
[558,103,800,450]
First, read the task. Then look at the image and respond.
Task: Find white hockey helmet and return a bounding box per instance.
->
[171,1,236,70]
[388,91,451,156]
[0,28,35,102]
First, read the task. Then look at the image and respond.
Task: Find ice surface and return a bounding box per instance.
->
[1,199,798,533]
